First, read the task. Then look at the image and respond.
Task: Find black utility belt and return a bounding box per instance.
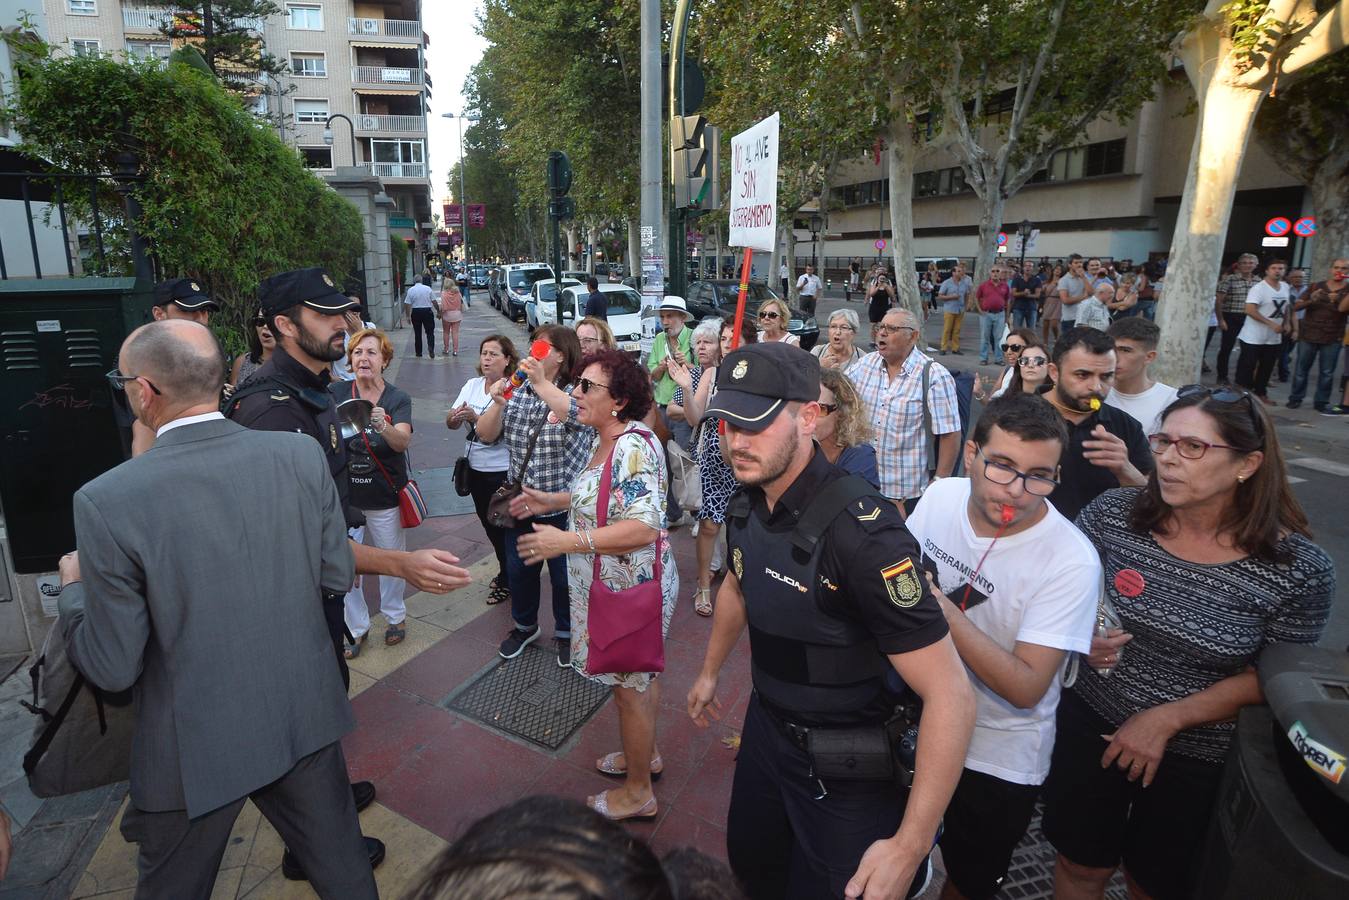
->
[762,698,919,792]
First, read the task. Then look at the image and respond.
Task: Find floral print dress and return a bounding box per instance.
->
[567,427,679,691]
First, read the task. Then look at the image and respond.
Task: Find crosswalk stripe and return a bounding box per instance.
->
[1288,457,1349,478]
[1288,476,1308,485]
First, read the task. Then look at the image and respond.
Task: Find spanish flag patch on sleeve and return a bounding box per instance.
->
[880,558,923,609]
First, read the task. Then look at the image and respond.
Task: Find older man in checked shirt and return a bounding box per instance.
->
[847,308,962,515]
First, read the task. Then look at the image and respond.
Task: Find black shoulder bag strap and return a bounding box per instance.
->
[507,404,551,486]
[789,475,888,555]
[224,373,328,416]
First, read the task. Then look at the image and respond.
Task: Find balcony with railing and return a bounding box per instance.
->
[351,66,424,87]
[353,114,426,134]
[347,17,422,41]
[122,7,265,33]
[122,7,173,31]
[368,162,426,179]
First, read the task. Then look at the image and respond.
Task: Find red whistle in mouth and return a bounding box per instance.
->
[1000,504,1015,525]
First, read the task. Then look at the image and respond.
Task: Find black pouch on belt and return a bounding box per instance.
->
[805,726,896,782]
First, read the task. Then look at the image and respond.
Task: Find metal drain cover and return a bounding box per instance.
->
[442,644,611,751]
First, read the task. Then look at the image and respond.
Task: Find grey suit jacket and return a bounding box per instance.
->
[59,417,356,817]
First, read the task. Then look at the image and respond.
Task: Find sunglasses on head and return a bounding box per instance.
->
[1176,384,1265,439]
[1001,343,1025,352]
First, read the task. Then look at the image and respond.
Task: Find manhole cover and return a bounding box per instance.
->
[442,644,611,751]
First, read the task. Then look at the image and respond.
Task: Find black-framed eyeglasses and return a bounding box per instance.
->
[578,377,610,395]
[758,311,780,320]
[818,403,839,415]
[106,368,162,395]
[1001,343,1025,352]
[1176,384,1265,439]
[977,447,1058,496]
[1148,433,1251,460]
[1017,355,1047,367]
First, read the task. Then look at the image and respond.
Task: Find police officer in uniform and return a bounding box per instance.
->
[228,267,471,881]
[122,279,224,456]
[687,342,975,900]
[151,277,220,324]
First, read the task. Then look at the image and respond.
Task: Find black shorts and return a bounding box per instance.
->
[937,768,1039,900]
[1040,689,1224,900]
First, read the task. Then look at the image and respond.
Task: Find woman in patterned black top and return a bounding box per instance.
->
[1042,385,1333,900]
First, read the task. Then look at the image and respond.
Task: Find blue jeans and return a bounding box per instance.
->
[1135,300,1156,321]
[1012,301,1037,330]
[1289,340,1341,408]
[664,410,693,521]
[505,511,571,637]
[978,312,1003,363]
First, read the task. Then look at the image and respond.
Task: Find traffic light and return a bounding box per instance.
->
[547,151,573,198]
[672,115,709,210]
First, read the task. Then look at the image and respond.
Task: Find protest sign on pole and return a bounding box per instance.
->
[727,113,779,354]
[729,113,778,252]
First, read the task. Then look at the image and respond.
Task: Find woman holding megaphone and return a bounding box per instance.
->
[475,326,595,664]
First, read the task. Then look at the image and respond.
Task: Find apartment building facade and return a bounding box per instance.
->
[39,0,434,252]
[800,69,1312,272]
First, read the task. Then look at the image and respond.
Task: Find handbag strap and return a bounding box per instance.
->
[360,429,402,493]
[508,400,552,485]
[592,428,663,584]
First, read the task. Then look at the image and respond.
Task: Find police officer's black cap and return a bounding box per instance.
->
[702,342,820,433]
[153,277,219,311]
[258,267,359,318]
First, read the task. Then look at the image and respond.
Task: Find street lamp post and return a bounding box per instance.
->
[809,211,823,272]
[442,111,473,305]
[322,114,357,168]
[1017,218,1034,271]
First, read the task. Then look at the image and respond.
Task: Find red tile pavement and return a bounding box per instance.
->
[342,517,750,863]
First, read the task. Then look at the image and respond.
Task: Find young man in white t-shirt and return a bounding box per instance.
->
[906,393,1101,900]
[1235,258,1289,402]
[1105,316,1178,435]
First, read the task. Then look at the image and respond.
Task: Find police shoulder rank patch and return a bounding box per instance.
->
[731,546,743,580]
[329,423,339,450]
[851,498,883,524]
[881,558,922,608]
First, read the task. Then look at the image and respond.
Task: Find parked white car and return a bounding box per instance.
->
[526,278,583,332]
[539,283,646,355]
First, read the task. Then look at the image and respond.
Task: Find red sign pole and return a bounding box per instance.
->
[730,247,754,351]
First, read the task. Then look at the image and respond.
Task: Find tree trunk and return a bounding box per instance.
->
[1153,81,1265,387]
[1307,158,1349,278]
[769,222,786,289]
[972,192,1005,290]
[886,112,922,321]
[784,228,798,299]
[627,216,641,277]
[564,224,578,269]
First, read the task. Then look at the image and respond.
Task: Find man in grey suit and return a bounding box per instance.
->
[57,320,378,899]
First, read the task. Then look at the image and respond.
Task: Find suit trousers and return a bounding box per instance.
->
[119,741,375,900]
[343,507,407,639]
[410,307,436,357]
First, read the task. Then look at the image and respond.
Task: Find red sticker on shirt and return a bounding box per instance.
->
[1114,569,1145,597]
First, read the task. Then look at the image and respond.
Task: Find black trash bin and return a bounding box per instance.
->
[1195,645,1349,899]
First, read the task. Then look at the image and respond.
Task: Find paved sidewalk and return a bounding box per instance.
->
[2,292,1344,898]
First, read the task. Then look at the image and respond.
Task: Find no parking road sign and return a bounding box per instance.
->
[997,232,1009,246]
[1294,217,1317,237]
[1265,217,1292,238]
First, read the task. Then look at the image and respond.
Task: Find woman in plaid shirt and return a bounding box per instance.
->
[476,326,595,663]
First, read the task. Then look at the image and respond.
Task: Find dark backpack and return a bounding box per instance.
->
[21,621,134,797]
[919,360,976,477]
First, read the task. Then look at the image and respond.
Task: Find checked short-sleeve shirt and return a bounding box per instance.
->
[1217,272,1258,315]
[846,350,960,501]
